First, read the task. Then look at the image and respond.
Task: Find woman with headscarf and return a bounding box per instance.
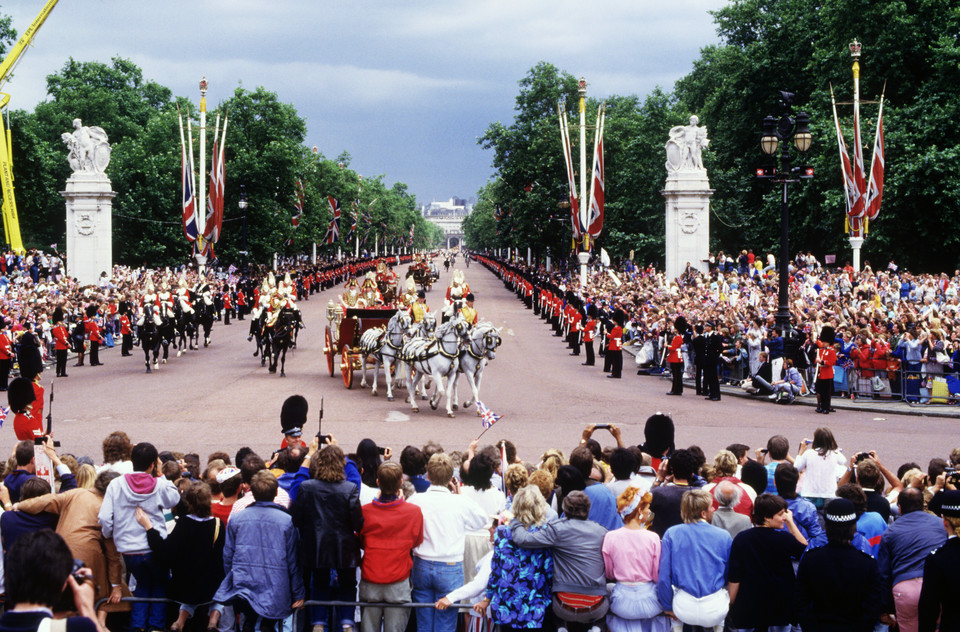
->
[602,488,668,632]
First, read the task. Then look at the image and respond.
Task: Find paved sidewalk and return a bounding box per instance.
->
[624,346,960,419]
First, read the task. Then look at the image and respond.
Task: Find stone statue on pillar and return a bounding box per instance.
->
[661,115,714,281]
[60,119,116,286]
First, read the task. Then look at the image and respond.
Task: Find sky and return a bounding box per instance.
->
[1,0,728,206]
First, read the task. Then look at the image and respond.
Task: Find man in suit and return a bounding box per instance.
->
[918,489,960,632]
[703,321,723,401]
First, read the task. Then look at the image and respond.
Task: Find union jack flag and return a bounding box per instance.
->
[477,401,503,429]
[0,404,8,427]
[180,110,198,242]
[292,179,305,227]
[324,196,341,244]
[203,114,228,245]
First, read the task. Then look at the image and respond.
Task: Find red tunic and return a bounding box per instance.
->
[607,326,623,352]
[668,334,684,363]
[13,381,44,441]
[0,332,10,360]
[52,325,70,351]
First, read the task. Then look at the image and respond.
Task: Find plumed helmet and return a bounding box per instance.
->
[405,276,416,293]
[16,334,43,382]
[8,377,36,414]
[280,394,308,435]
[819,325,836,345]
[145,278,155,293]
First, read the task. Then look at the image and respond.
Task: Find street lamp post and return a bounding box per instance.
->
[238,184,248,270]
[757,91,813,333]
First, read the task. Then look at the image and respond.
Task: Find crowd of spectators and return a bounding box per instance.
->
[0,402,956,632]
[485,250,960,406]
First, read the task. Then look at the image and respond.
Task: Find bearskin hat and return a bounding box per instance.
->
[640,412,675,459]
[675,315,689,335]
[16,334,43,382]
[819,325,836,345]
[280,394,308,436]
[85,304,99,318]
[587,304,598,318]
[52,307,65,324]
[8,377,36,414]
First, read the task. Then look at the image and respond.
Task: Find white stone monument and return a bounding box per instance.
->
[661,115,714,281]
[60,119,115,285]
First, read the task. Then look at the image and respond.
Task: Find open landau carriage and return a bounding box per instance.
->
[324,281,397,389]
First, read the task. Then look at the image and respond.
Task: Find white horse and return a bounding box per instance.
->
[358,311,411,400]
[401,316,468,417]
[454,321,502,411]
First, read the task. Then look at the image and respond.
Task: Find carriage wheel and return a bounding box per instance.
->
[324,326,335,377]
[341,347,354,389]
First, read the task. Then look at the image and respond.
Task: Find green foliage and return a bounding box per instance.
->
[2,54,426,265]
[481,2,960,271]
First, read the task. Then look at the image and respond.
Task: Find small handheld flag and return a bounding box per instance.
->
[477,401,503,431]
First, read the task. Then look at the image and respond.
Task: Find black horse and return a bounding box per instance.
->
[175,302,197,355]
[267,308,296,377]
[252,310,270,365]
[137,305,162,373]
[196,300,214,347]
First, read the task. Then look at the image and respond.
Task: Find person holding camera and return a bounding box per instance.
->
[0,529,98,632]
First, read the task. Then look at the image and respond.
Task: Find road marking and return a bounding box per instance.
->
[385,411,409,422]
[873,417,886,421]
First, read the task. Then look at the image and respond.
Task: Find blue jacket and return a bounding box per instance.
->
[214,501,304,619]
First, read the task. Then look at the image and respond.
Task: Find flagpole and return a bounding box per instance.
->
[848,44,863,272]
[197,77,208,272]
[576,77,590,287]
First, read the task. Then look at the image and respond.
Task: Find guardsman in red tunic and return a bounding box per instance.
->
[84,305,104,366]
[236,288,246,321]
[223,289,234,326]
[605,310,625,379]
[52,314,71,377]
[667,316,688,396]
[815,325,838,414]
[0,319,11,390]
[569,303,583,356]
[582,304,598,366]
[119,310,132,356]
[10,328,45,440]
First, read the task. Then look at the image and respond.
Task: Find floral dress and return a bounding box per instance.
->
[486,524,554,628]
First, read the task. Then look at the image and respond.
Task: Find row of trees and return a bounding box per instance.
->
[467,0,960,273]
[5,54,442,266]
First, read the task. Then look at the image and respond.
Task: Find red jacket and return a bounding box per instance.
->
[84,318,102,343]
[13,381,44,441]
[0,332,10,360]
[668,334,684,363]
[359,496,424,584]
[52,325,70,351]
[607,326,623,352]
[120,315,131,336]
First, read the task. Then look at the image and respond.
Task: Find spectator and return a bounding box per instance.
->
[726,494,807,632]
[702,450,754,517]
[134,480,226,632]
[409,453,488,632]
[854,456,902,523]
[606,448,640,499]
[569,445,621,531]
[358,462,423,632]
[510,490,608,632]
[794,427,846,508]
[755,435,792,494]
[213,470,304,632]
[0,529,98,632]
[710,481,752,539]
[649,449,699,537]
[476,485,554,632]
[291,445,364,632]
[11,470,124,631]
[0,477,57,554]
[877,488,946,632]
[229,452,291,518]
[917,489,960,632]
[602,487,668,632]
[836,483,887,557]
[795,498,882,632]
[3,438,77,503]
[773,463,823,544]
[276,438,318,503]
[212,467,241,523]
[656,489,732,631]
[400,445,430,493]
[97,441,180,632]
[98,431,133,474]
[459,449,506,582]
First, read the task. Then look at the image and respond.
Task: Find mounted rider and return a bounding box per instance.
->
[459,293,478,327]
[399,276,418,310]
[140,277,159,309]
[409,290,430,324]
[157,280,175,320]
[176,276,195,316]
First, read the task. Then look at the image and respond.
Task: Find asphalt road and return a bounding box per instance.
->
[41,262,958,473]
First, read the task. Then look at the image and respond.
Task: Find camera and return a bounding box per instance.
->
[71,559,86,585]
[594,424,611,430]
[378,446,387,455]
[855,452,872,464]
[316,434,332,445]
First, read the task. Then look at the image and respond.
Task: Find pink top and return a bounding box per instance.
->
[602,527,661,583]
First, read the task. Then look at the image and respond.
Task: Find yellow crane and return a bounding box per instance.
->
[0,0,61,252]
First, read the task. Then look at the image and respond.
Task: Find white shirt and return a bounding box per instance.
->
[459,485,505,536]
[795,449,848,498]
[409,485,489,563]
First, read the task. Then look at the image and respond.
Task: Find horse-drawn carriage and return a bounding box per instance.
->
[324,305,398,389]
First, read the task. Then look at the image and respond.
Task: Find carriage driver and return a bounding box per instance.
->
[409,290,430,323]
[460,293,478,327]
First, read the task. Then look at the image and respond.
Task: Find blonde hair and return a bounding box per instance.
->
[539,449,564,478]
[527,469,555,501]
[426,453,454,486]
[680,489,712,523]
[75,464,97,490]
[512,485,548,528]
[712,450,738,478]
